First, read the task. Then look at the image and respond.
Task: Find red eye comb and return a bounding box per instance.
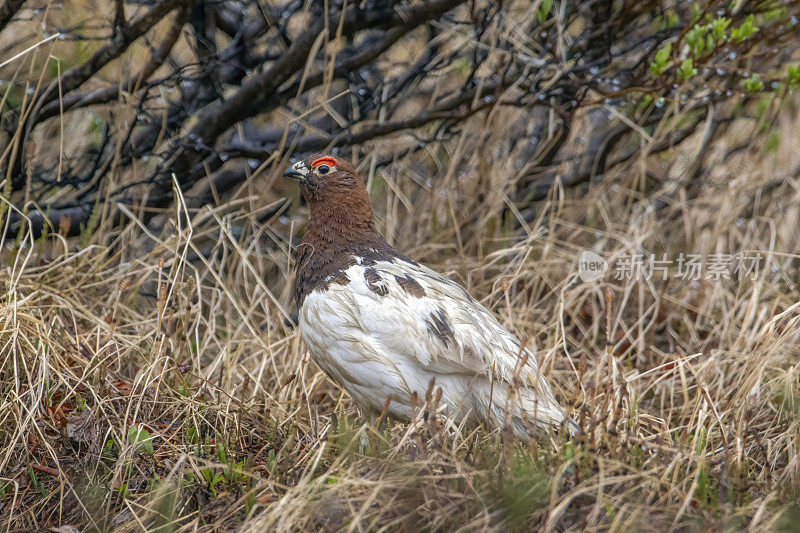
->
[311,156,337,168]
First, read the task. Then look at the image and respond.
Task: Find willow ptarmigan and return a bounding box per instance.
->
[284,155,575,437]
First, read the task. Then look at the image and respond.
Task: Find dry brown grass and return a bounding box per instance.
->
[3,2,800,532]
[3,102,800,530]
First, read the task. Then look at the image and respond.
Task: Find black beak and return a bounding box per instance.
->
[283,162,308,181]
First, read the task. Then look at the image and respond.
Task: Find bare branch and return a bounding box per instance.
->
[33,0,191,121]
[189,0,469,148]
[0,0,24,32]
[38,6,189,117]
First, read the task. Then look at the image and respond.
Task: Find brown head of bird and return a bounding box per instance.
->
[283,154,370,207]
[283,154,400,303]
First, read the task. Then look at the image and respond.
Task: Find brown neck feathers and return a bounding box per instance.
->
[302,185,379,247]
[292,171,411,306]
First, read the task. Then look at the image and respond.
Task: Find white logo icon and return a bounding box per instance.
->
[578,250,608,282]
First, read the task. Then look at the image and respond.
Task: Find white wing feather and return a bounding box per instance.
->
[299,259,570,435]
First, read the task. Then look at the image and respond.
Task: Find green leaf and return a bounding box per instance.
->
[705,34,715,53]
[536,0,553,24]
[685,24,707,56]
[742,73,764,92]
[201,468,224,495]
[731,14,758,43]
[667,11,680,27]
[698,464,710,503]
[128,425,154,455]
[690,2,702,24]
[787,65,800,90]
[650,63,661,77]
[650,42,672,76]
[224,461,244,484]
[677,58,697,81]
[710,16,730,42]
[655,42,671,65]
[763,6,787,23]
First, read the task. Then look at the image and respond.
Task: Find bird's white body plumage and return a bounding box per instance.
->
[298,258,571,436]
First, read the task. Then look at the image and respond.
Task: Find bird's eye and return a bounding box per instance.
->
[316,164,330,174]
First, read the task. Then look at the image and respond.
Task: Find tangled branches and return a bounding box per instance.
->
[0,0,798,238]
